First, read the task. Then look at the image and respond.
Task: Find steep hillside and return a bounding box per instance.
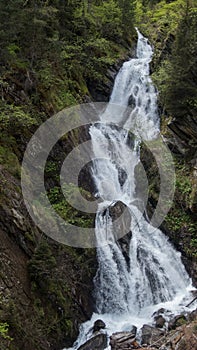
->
[136,0,197,283]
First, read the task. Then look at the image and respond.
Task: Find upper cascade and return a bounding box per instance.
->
[101,29,160,140]
[135,27,153,59]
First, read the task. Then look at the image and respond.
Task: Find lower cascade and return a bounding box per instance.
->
[65,29,196,350]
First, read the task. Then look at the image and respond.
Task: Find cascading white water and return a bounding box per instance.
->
[65,29,195,350]
[90,27,191,319]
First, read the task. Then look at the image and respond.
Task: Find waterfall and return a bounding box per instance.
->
[65,29,194,350]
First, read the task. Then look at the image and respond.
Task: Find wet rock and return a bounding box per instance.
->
[152,308,168,315]
[108,201,129,222]
[168,315,187,331]
[140,324,164,346]
[108,201,132,265]
[152,309,167,328]
[130,325,137,337]
[128,95,136,108]
[108,201,131,238]
[187,308,197,322]
[77,333,107,350]
[110,332,139,349]
[93,319,106,333]
[154,315,166,328]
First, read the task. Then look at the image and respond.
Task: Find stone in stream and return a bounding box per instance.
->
[152,308,168,328]
[110,331,139,349]
[93,319,106,333]
[152,308,168,316]
[77,333,107,350]
[154,315,166,328]
[108,201,132,266]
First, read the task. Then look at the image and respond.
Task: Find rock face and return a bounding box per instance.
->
[77,333,107,350]
[168,117,197,157]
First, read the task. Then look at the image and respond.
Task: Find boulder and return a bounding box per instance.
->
[152,308,168,328]
[140,324,164,346]
[168,315,187,331]
[110,332,139,350]
[154,315,166,328]
[93,319,106,333]
[77,333,107,350]
[108,201,132,266]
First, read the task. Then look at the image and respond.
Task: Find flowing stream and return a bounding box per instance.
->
[65,29,195,350]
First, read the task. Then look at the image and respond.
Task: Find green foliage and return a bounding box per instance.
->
[1,0,196,348]
[164,159,197,258]
[47,184,93,228]
[165,206,197,258]
[28,240,57,286]
[0,322,12,340]
[45,161,58,177]
[92,0,123,40]
[163,6,197,118]
[0,146,20,177]
[0,0,137,111]
[27,238,96,347]
[136,0,186,34]
[119,0,136,35]
[148,2,197,121]
[174,162,192,205]
[0,104,37,132]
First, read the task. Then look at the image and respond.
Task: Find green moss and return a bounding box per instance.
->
[163,159,197,258]
[0,104,38,132]
[46,184,93,228]
[0,146,20,177]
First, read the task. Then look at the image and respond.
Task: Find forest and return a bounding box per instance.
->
[0,1,197,349]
